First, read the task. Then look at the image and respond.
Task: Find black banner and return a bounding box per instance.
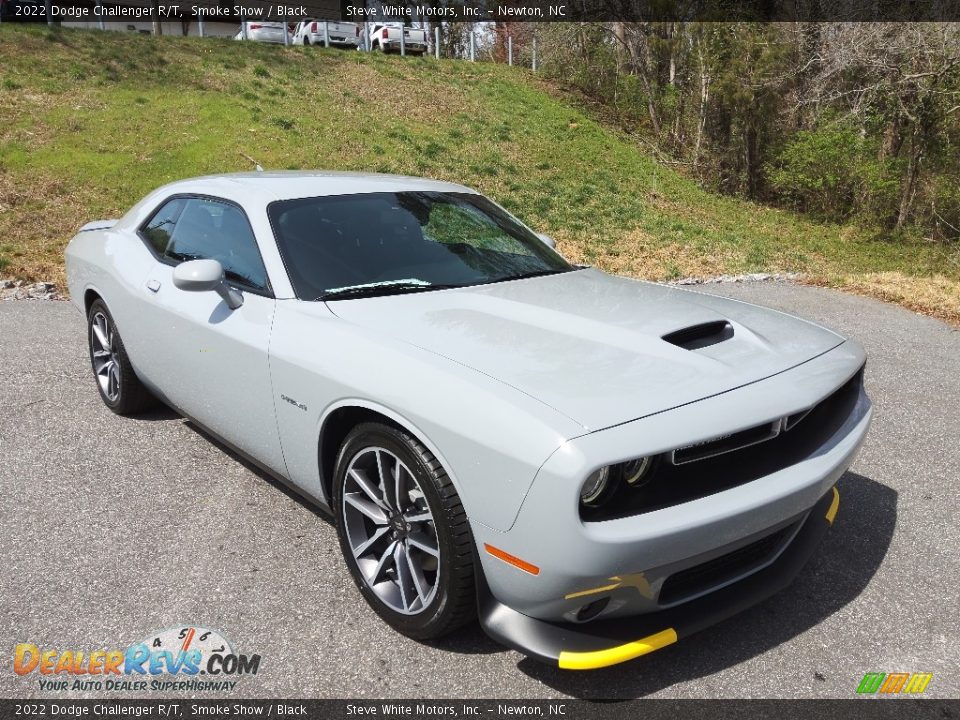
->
[4,0,960,22]
[0,700,957,720]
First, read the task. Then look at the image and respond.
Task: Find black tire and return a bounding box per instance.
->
[333,422,476,640]
[86,299,157,415]
[303,37,310,46]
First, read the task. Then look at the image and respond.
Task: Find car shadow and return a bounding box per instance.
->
[512,471,896,698]
[423,623,505,656]
[181,418,335,526]
[128,404,181,421]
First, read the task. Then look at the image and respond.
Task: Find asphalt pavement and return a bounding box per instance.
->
[1,282,957,699]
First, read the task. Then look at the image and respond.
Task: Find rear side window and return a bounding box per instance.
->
[141,198,187,255]
[163,198,270,293]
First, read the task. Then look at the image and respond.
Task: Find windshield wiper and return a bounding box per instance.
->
[317,282,460,302]
[498,269,571,282]
[168,252,204,263]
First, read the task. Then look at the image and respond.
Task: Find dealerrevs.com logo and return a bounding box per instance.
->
[13,626,261,692]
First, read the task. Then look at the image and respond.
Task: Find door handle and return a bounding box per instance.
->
[146,279,161,293]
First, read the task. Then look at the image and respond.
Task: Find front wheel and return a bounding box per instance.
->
[333,422,476,640]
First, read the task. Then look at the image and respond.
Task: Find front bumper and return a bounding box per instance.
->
[478,485,841,669]
[469,341,870,623]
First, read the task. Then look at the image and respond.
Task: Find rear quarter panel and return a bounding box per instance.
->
[64,227,157,375]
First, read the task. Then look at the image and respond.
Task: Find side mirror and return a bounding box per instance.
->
[537,233,556,250]
[172,259,244,310]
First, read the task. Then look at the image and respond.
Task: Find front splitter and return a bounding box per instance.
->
[477,486,839,669]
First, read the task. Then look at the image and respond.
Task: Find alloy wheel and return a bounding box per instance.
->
[90,311,120,403]
[341,446,441,615]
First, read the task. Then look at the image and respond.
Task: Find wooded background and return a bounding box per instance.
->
[473,23,960,243]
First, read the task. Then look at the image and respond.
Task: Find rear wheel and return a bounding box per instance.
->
[87,299,156,415]
[303,37,310,46]
[333,422,476,639]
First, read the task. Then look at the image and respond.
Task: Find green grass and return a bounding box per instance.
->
[1,24,958,320]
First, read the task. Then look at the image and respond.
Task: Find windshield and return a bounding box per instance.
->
[267,191,573,300]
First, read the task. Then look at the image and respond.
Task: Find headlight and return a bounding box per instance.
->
[579,466,611,507]
[620,456,653,487]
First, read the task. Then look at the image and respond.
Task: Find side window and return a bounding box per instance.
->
[141,198,187,256]
[164,198,270,293]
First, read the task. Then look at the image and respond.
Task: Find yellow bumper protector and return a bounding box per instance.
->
[825,486,840,524]
[564,582,622,601]
[558,628,678,670]
[564,572,653,601]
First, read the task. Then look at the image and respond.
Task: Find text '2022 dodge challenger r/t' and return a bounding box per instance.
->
[65,172,872,670]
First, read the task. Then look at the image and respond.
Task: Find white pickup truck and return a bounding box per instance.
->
[293,19,360,48]
[369,22,428,55]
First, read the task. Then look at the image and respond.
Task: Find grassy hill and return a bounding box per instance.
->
[1,24,957,321]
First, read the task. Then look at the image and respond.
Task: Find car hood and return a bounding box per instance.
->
[328,268,844,430]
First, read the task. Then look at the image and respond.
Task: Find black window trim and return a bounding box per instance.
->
[137,193,275,299]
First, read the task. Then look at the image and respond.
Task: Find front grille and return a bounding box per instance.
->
[672,420,780,464]
[580,366,864,522]
[658,523,795,605]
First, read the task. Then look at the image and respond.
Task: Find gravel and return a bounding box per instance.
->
[0,279,65,301]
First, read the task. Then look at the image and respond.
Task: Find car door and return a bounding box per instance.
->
[139,195,287,478]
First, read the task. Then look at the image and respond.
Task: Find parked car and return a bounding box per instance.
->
[64,172,871,669]
[293,19,360,48]
[233,22,288,44]
[369,22,427,55]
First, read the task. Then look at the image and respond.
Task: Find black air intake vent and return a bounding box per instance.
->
[783,407,813,431]
[672,421,781,465]
[658,522,796,606]
[662,320,734,350]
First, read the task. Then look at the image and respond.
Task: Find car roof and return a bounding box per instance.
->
[157,171,478,204]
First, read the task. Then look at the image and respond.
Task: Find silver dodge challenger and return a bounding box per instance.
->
[65,172,872,670]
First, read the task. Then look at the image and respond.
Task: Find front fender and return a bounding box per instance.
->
[268,299,584,531]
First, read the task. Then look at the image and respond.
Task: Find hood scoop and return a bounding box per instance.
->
[662,320,734,351]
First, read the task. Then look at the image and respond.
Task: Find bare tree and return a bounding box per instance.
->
[802,24,960,228]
